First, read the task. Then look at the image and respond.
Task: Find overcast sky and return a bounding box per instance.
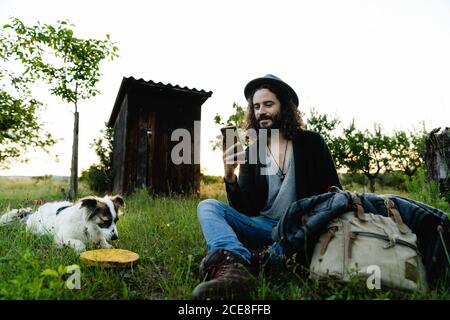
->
[1,0,449,177]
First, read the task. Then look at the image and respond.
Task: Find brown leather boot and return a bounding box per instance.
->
[192,250,256,300]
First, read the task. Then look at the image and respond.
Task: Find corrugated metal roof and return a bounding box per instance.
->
[108,76,213,126]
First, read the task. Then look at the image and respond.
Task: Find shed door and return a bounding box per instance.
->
[137,111,155,189]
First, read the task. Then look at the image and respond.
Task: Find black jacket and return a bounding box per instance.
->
[225,130,342,216]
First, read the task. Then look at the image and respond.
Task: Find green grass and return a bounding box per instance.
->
[0,177,448,300]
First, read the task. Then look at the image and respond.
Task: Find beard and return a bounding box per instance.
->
[257,114,282,139]
[258,113,281,130]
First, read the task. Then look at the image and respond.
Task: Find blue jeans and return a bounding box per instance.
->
[197,199,285,264]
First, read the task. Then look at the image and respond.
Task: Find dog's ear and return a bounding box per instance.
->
[111,195,125,216]
[80,197,99,218]
[111,195,124,208]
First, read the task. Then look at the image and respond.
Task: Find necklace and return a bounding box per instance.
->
[267,140,289,181]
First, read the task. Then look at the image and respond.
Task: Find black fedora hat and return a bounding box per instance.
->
[244,74,299,106]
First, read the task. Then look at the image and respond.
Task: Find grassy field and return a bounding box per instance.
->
[0,177,448,300]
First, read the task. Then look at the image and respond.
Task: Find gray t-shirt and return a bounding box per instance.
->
[259,145,297,220]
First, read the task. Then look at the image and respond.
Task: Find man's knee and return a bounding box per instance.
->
[197,199,224,219]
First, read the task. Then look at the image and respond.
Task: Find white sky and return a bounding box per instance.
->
[1,0,449,177]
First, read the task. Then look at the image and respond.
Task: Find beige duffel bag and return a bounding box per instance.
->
[309,194,428,292]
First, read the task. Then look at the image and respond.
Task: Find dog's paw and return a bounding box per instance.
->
[63,239,86,253]
[100,242,113,249]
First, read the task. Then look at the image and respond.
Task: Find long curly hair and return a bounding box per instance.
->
[244,84,305,140]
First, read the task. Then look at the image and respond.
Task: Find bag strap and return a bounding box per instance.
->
[320,227,337,256]
[384,198,409,234]
[349,192,368,222]
[437,224,450,266]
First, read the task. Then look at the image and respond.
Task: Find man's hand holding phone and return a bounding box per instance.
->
[221,126,245,183]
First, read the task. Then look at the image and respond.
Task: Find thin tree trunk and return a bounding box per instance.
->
[69,110,79,200]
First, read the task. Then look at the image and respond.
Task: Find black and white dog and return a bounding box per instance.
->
[0,195,125,252]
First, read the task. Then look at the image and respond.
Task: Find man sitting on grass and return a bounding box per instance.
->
[193,74,342,299]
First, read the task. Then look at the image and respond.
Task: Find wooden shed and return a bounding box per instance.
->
[107,77,212,195]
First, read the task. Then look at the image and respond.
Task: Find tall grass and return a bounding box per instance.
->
[404,168,450,213]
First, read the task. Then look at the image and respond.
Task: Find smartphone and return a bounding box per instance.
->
[220,125,239,161]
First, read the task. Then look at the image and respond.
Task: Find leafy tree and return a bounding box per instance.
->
[0,91,56,166]
[213,102,246,128]
[304,108,345,169]
[338,122,394,192]
[305,108,340,145]
[210,102,246,151]
[2,18,119,199]
[390,127,427,181]
[0,30,56,166]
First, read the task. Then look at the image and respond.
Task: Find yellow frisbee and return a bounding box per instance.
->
[80,249,140,268]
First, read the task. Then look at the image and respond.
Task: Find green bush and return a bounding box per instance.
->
[341,171,409,191]
[200,173,222,185]
[377,171,408,191]
[81,124,113,194]
[340,172,367,188]
[80,165,112,194]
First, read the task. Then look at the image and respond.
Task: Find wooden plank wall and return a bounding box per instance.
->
[112,94,128,194]
[167,96,201,195]
[123,91,140,194]
[136,105,149,189]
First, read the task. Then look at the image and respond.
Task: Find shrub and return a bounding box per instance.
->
[341,171,409,191]
[82,124,113,194]
[80,165,112,194]
[340,172,366,187]
[377,171,408,191]
[200,173,222,185]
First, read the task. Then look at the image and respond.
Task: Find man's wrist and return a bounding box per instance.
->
[223,175,237,184]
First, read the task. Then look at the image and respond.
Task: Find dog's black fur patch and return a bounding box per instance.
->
[81,197,98,212]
